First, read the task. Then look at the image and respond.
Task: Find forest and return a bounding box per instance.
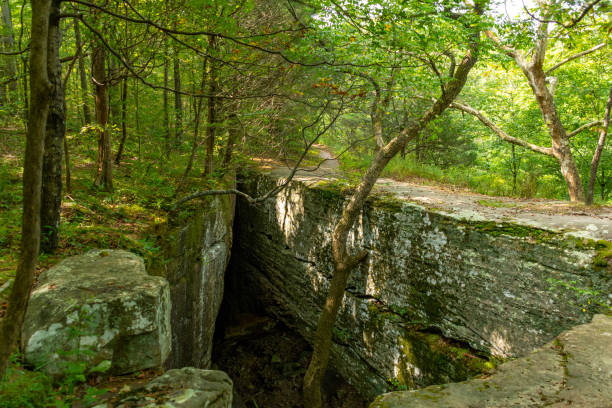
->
[0,0,610,407]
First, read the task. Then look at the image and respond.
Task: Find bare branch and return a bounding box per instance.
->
[450,101,554,156]
[523,0,604,29]
[568,120,603,138]
[172,96,347,210]
[545,42,606,75]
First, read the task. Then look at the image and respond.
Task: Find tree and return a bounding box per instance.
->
[452,0,609,202]
[300,1,487,406]
[0,0,18,102]
[0,0,53,380]
[92,41,113,192]
[40,0,65,253]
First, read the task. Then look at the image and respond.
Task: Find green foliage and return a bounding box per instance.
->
[0,355,55,408]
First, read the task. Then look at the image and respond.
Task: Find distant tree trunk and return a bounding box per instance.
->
[64,132,71,193]
[223,113,239,166]
[599,167,608,201]
[115,77,128,165]
[108,58,120,123]
[92,43,113,192]
[175,57,208,196]
[204,35,217,175]
[0,0,52,381]
[74,19,91,124]
[510,144,519,196]
[163,56,170,152]
[1,0,18,100]
[135,78,141,159]
[173,53,182,146]
[586,85,611,205]
[40,0,64,254]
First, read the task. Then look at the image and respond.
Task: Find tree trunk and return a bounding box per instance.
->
[115,77,128,165]
[586,86,611,205]
[175,56,208,196]
[1,0,18,99]
[64,131,71,193]
[223,113,239,166]
[173,54,182,146]
[303,32,481,408]
[527,68,584,202]
[204,35,217,175]
[74,19,91,124]
[92,43,113,192]
[0,0,52,380]
[163,56,170,152]
[108,58,120,123]
[40,0,64,254]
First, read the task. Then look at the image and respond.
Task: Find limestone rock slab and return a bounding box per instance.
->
[23,249,171,376]
[370,314,612,407]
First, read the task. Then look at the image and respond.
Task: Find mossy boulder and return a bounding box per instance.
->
[22,250,171,377]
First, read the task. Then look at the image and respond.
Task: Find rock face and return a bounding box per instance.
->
[157,193,235,369]
[370,314,612,407]
[23,250,171,376]
[113,368,233,408]
[229,174,611,397]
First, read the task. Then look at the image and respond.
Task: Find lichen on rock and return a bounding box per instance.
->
[22,249,171,377]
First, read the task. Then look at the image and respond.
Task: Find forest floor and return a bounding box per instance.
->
[270,145,612,241]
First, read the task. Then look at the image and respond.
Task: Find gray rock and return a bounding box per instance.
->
[370,314,612,407]
[229,174,610,397]
[22,250,171,376]
[157,192,235,369]
[114,367,233,408]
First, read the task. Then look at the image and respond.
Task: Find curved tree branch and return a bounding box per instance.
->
[450,101,554,156]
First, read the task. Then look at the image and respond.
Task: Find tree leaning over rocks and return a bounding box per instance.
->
[301,1,488,407]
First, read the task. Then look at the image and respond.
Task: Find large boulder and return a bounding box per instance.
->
[23,249,171,376]
[370,314,612,407]
[112,368,233,408]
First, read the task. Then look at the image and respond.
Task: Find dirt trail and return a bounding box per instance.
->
[268,146,612,241]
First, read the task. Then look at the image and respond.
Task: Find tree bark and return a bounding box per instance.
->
[40,0,64,254]
[303,30,481,408]
[74,19,91,124]
[0,0,52,380]
[1,0,18,99]
[586,85,612,205]
[173,52,182,146]
[204,35,217,175]
[115,77,128,165]
[92,43,113,192]
[163,55,170,152]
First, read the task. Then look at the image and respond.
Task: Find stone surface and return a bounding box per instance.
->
[370,314,612,407]
[23,250,171,376]
[228,173,611,397]
[112,368,233,408]
[155,190,235,369]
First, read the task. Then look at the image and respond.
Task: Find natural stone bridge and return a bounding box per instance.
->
[227,171,611,398]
